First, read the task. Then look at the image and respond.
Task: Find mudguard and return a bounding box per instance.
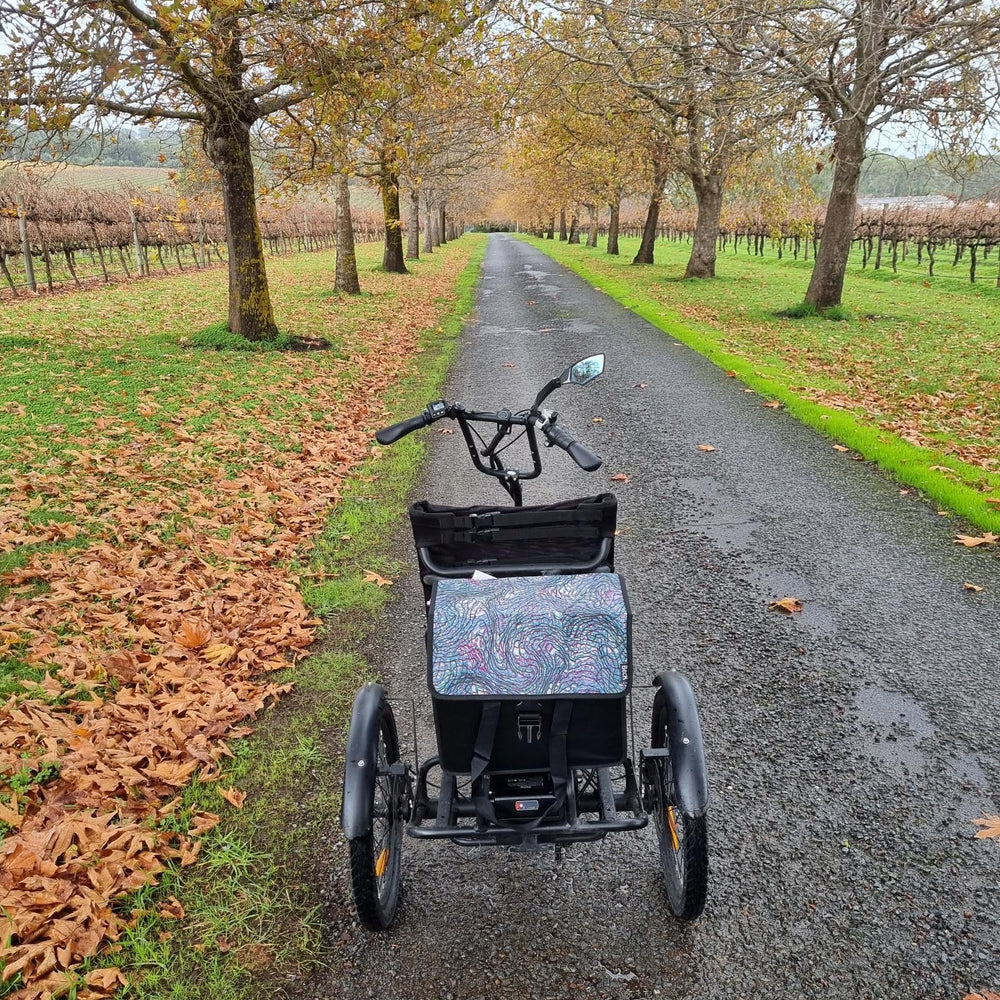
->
[341,683,387,840]
[653,671,709,818]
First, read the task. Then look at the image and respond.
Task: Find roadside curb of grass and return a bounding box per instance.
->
[521,235,1000,536]
[104,236,487,1000]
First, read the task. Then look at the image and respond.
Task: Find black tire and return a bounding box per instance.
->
[651,688,708,921]
[348,700,404,931]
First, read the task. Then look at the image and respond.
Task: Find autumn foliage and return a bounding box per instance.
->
[0,239,478,996]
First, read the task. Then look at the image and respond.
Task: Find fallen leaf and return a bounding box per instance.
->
[608,473,630,483]
[157,896,185,920]
[725,370,737,377]
[219,786,247,809]
[768,597,803,614]
[502,363,516,368]
[634,382,647,388]
[437,428,454,435]
[362,570,393,587]
[592,416,604,423]
[954,533,998,548]
[175,620,211,649]
[0,793,22,829]
[203,642,237,664]
[832,444,850,452]
[762,401,782,409]
[985,498,1000,508]
[963,993,1000,1000]
[964,583,984,592]
[972,814,1000,839]
[84,969,128,991]
[217,937,233,953]
[697,444,716,452]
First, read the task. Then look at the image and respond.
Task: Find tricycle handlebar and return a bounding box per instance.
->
[374,400,603,476]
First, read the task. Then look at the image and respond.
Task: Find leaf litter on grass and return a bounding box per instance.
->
[0,242,479,997]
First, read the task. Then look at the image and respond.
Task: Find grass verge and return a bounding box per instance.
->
[99,236,486,999]
[521,234,1000,534]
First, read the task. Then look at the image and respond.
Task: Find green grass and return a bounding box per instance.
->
[523,234,1000,533]
[186,323,295,352]
[101,236,486,999]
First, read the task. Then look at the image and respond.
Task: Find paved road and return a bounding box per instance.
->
[308,234,999,1000]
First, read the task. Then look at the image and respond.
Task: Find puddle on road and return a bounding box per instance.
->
[671,474,757,553]
[854,684,933,775]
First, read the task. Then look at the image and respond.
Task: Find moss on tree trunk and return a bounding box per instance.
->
[206,116,278,342]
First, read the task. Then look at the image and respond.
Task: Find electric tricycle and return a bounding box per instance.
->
[341,355,709,930]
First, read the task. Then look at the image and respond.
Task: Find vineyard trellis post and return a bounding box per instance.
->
[16,196,37,293]
[129,204,144,277]
[198,214,207,268]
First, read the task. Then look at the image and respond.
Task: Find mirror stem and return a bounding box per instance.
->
[532,377,562,410]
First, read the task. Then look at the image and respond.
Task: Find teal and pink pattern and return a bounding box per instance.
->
[430,573,630,697]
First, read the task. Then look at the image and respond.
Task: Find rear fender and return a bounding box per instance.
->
[341,683,387,840]
[652,671,708,817]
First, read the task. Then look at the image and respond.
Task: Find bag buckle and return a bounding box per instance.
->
[516,701,543,744]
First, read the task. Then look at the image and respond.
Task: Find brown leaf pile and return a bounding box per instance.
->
[0,248,476,995]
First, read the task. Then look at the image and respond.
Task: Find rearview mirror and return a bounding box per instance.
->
[562,354,605,386]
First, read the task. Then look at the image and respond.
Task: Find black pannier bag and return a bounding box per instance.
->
[408,493,617,586]
[426,572,632,777]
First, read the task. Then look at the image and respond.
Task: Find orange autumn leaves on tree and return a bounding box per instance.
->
[0,246,478,995]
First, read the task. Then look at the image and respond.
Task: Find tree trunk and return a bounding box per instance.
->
[380,150,407,274]
[205,116,278,341]
[334,172,360,294]
[438,204,447,245]
[633,150,671,266]
[547,215,555,239]
[632,191,661,264]
[684,172,725,278]
[559,207,567,241]
[407,187,420,260]
[607,193,620,255]
[586,203,598,247]
[805,120,865,309]
[424,203,434,253]
[568,214,580,244]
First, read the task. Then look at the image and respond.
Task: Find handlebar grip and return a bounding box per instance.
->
[542,423,603,472]
[567,440,603,472]
[375,412,428,445]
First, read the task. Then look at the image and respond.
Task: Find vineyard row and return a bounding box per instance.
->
[553,202,1000,285]
[0,183,383,297]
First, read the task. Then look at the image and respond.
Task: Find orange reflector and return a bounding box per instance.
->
[374,848,389,877]
[667,806,679,851]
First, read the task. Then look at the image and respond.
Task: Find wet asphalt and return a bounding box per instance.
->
[304,234,999,1000]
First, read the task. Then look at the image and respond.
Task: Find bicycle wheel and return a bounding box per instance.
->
[651,687,708,921]
[347,698,404,930]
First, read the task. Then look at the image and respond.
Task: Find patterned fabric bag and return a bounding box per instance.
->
[429,572,631,698]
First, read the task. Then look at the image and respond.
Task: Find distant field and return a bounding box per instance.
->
[0,161,174,191]
[0,161,384,209]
